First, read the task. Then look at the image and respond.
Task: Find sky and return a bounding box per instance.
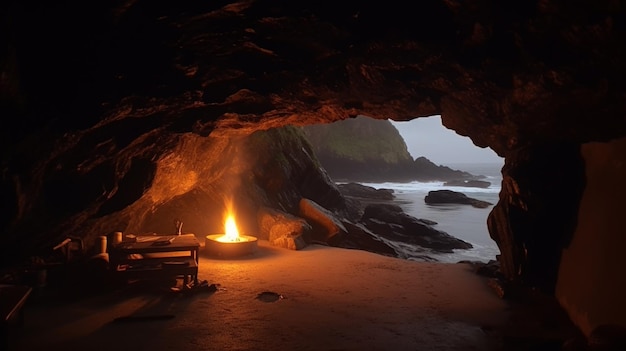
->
[389,115,504,166]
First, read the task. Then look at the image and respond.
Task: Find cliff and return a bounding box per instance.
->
[302,116,475,182]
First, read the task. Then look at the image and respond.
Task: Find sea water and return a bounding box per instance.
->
[359,162,504,263]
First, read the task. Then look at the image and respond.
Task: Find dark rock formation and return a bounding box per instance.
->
[488,143,585,293]
[411,157,475,182]
[337,182,395,221]
[443,179,491,188]
[361,203,473,253]
[331,221,398,258]
[337,183,395,201]
[302,117,414,181]
[302,117,477,182]
[334,182,466,257]
[425,190,494,208]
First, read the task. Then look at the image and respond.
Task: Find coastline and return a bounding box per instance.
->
[345,178,501,264]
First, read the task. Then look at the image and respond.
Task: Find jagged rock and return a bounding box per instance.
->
[443,179,491,188]
[336,183,396,222]
[257,207,311,250]
[330,221,398,257]
[425,190,493,208]
[362,203,436,227]
[412,157,475,181]
[337,182,395,200]
[298,198,348,243]
[340,196,365,222]
[361,203,472,253]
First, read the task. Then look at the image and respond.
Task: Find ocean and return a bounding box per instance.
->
[359,162,504,263]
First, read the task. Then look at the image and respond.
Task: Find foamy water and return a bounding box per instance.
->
[357,162,504,263]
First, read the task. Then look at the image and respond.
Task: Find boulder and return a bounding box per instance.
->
[330,221,398,258]
[336,182,396,221]
[298,198,348,243]
[425,190,493,208]
[337,182,395,200]
[257,207,311,250]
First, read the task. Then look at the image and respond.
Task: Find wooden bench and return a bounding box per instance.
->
[109,234,200,286]
[114,256,198,284]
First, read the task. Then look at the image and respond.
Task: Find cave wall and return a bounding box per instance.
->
[556,137,626,337]
[2,0,626,319]
[20,126,344,263]
[487,143,585,293]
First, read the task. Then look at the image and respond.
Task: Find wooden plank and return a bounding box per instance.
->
[114,257,198,281]
[0,285,32,323]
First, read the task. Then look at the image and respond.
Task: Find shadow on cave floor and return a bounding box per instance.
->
[5,242,586,351]
[486,288,586,351]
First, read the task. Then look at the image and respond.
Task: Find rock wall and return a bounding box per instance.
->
[488,143,585,293]
[556,137,626,337]
[0,126,346,266]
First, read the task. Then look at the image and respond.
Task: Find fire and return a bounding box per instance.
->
[217,213,243,242]
[205,201,258,257]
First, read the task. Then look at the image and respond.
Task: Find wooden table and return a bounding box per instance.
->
[109,234,200,286]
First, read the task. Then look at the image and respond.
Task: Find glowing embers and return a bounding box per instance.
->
[205,213,257,258]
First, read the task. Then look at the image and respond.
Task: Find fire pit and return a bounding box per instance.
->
[205,234,258,257]
[205,214,258,258]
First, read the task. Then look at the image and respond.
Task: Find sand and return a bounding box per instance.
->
[6,240,578,351]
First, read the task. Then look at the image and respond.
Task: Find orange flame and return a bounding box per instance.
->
[218,214,240,242]
[217,200,241,242]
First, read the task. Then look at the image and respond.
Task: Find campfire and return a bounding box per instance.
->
[205,206,258,258]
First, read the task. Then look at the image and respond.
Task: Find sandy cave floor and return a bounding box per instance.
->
[7,240,582,351]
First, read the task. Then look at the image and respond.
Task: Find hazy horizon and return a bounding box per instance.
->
[389,116,504,167]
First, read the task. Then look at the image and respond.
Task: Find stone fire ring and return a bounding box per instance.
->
[204,234,258,258]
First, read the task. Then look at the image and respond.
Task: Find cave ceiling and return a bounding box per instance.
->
[3,0,626,158]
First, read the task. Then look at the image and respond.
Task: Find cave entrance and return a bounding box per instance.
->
[301,114,503,263]
[388,115,503,263]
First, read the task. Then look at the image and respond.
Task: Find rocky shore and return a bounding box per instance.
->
[331,182,474,260]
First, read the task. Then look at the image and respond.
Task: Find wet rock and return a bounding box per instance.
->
[443,179,491,188]
[330,221,398,257]
[361,203,432,226]
[425,189,493,208]
[361,203,472,253]
[337,182,395,200]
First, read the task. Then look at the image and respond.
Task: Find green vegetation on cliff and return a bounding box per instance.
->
[301,116,475,182]
[302,116,413,164]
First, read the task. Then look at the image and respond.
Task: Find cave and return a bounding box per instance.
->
[2,0,626,349]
